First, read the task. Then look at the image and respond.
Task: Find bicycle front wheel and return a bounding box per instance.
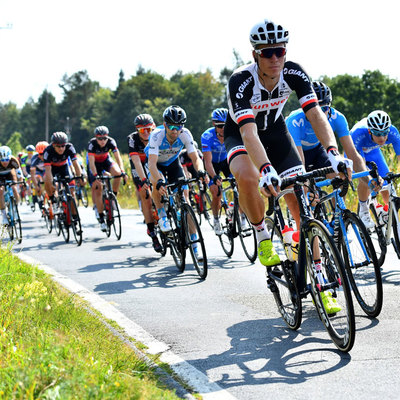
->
[168,209,185,272]
[265,216,302,330]
[69,196,83,246]
[110,194,122,240]
[369,203,387,266]
[201,190,213,228]
[182,204,208,279]
[218,201,234,257]
[59,200,70,243]
[10,198,22,244]
[81,186,89,208]
[305,219,355,353]
[342,212,382,318]
[235,206,257,263]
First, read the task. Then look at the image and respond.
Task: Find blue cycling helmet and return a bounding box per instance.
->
[211,108,228,123]
[0,146,12,162]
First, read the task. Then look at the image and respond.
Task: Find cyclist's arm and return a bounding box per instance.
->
[296,146,305,165]
[148,154,163,183]
[88,154,97,176]
[203,151,216,178]
[306,106,337,149]
[339,135,367,172]
[130,154,147,181]
[72,159,82,179]
[30,168,39,190]
[113,150,125,174]
[44,165,53,185]
[240,122,271,170]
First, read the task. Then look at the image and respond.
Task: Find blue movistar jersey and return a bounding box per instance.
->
[350,117,400,156]
[201,127,227,163]
[145,126,196,166]
[286,107,349,151]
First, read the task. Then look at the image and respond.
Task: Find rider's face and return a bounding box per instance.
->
[253,44,286,78]
[371,133,388,146]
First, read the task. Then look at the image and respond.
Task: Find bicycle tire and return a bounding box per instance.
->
[68,196,83,246]
[59,199,70,243]
[391,199,400,258]
[342,211,382,318]
[110,194,122,240]
[305,219,355,352]
[11,199,22,244]
[265,216,302,330]
[182,204,208,279]
[369,203,387,267]
[189,188,202,226]
[201,190,213,228]
[235,205,257,263]
[218,201,234,257]
[81,186,89,208]
[103,195,112,237]
[168,208,185,272]
[43,207,53,234]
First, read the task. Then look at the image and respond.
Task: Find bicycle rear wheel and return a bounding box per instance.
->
[182,204,207,279]
[43,207,53,234]
[265,216,302,330]
[305,219,355,352]
[391,198,400,257]
[342,212,382,318]
[235,206,257,262]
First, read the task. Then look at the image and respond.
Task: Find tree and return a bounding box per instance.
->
[6,131,23,154]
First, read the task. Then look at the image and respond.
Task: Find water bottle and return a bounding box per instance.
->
[282,225,294,261]
[291,230,300,261]
[381,204,389,224]
[226,201,234,223]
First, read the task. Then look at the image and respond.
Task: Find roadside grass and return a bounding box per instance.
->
[0,245,184,399]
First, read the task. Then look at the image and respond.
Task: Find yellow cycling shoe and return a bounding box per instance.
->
[258,239,281,266]
[320,291,342,315]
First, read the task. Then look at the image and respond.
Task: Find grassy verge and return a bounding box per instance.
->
[0,246,186,399]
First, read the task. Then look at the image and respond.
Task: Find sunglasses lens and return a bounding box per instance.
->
[215,124,225,129]
[167,125,183,131]
[371,129,388,137]
[259,47,286,58]
[138,127,152,133]
[97,136,107,140]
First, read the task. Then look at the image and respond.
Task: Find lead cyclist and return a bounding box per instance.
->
[224,19,352,267]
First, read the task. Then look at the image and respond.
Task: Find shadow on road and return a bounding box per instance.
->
[187,316,352,389]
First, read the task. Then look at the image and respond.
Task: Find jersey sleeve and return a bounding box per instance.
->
[182,130,196,154]
[350,129,365,157]
[201,132,211,153]
[147,130,161,156]
[332,110,350,138]
[388,126,400,155]
[227,69,256,127]
[109,138,118,152]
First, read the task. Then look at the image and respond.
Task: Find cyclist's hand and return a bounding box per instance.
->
[212,174,222,186]
[139,178,150,192]
[327,147,353,179]
[122,172,128,184]
[259,164,281,197]
[156,179,167,196]
[197,170,209,185]
[369,177,383,193]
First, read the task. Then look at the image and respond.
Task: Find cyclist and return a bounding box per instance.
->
[20,144,36,203]
[30,141,49,210]
[87,126,127,232]
[180,141,203,179]
[201,107,241,235]
[0,146,23,225]
[351,110,400,224]
[127,113,162,253]
[43,132,84,213]
[286,81,376,227]
[224,19,352,267]
[147,105,209,250]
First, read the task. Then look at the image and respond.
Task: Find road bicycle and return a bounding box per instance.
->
[313,168,382,317]
[265,166,355,352]
[368,171,400,267]
[96,174,123,240]
[53,175,83,246]
[160,177,208,279]
[217,177,257,262]
[1,180,22,243]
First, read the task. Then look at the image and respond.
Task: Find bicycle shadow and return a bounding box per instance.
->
[381,269,400,286]
[186,316,352,390]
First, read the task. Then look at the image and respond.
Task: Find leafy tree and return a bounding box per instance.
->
[6,131,23,154]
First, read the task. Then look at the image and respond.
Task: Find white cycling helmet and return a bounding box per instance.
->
[249,19,289,48]
[0,145,12,162]
[367,110,391,134]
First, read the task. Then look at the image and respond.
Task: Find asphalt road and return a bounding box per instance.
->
[11,203,400,400]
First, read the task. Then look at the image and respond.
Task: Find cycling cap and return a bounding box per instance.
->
[0,146,12,162]
[134,113,154,127]
[51,131,68,144]
[26,144,35,152]
[312,81,332,106]
[35,141,49,154]
[367,110,391,134]
[250,20,289,47]
[94,125,109,136]
[163,105,187,124]
[211,108,228,123]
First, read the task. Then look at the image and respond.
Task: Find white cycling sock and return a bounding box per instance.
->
[252,219,271,242]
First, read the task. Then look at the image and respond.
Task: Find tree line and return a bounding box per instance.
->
[1,59,400,155]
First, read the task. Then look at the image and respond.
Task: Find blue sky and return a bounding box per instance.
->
[1,0,398,107]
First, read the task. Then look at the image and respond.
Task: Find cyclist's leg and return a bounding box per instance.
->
[365,149,390,204]
[108,160,122,194]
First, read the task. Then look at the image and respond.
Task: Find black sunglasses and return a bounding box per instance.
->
[255,47,286,59]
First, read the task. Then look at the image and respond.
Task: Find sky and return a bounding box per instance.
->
[1,0,399,108]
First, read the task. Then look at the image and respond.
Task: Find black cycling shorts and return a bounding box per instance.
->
[151,158,186,184]
[224,115,304,178]
[304,143,331,171]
